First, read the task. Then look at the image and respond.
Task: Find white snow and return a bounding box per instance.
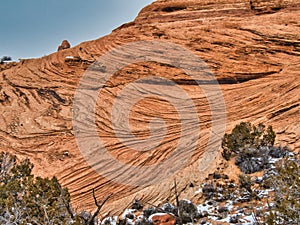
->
[101,216,118,225]
[197,202,215,213]
[268,157,281,164]
[239,213,256,224]
[257,189,272,198]
[121,209,136,218]
[225,200,234,212]
[195,188,202,194]
[149,213,169,222]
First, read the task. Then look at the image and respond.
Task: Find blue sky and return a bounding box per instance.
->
[0,0,153,60]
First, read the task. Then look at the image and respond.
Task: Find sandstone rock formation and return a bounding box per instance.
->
[150,213,176,225]
[57,40,71,51]
[0,0,299,214]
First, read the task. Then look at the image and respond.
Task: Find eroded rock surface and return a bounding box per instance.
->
[0,0,299,214]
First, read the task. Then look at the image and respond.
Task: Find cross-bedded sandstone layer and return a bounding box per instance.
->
[0,0,299,213]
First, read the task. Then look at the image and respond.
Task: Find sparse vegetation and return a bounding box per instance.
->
[221,122,299,224]
[0,152,74,224]
[221,122,281,174]
[222,122,276,161]
[261,158,300,224]
[0,152,109,225]
[0,122,298,225]
[0,56,17,72]
[238,174,252,193]
[0,56,12,64]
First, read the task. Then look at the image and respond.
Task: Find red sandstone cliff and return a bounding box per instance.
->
[0,0,299,213]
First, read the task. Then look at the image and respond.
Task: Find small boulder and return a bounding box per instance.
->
[149,213,176,225]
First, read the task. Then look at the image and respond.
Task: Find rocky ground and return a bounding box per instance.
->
[101,149,299,225]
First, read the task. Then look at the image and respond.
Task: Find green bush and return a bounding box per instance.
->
[263,158,300,224]
[0,152,87,225]
[238,174,252,193]
[0,153,66,224]
[0,56,11,64]
[221,122,276,161]
[0,152,115,224]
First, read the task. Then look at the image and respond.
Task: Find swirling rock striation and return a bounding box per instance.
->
[0,0,299,214]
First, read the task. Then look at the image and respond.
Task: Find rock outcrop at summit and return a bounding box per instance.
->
[57,40,71,51]
[0,0,299,214]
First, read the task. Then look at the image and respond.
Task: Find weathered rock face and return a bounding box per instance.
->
[57,40,71,51]
[0,0,299,214]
